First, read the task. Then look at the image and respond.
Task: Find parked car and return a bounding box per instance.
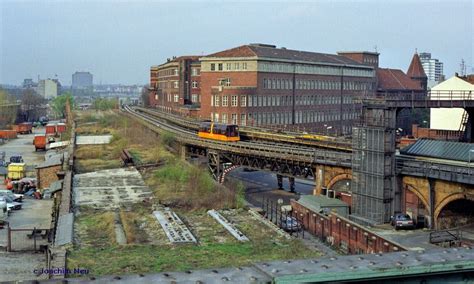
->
[280,216,303,232]
[391,213,414,230]
[0,190,23,202]
[1,195,22,210]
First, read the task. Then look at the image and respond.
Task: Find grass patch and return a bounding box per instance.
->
[67,238,319,277]
[74,211,116,247]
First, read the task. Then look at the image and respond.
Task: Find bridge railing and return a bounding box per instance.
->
[359,90,474,105]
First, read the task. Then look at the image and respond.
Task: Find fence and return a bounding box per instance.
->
[261,197,305,239]
[7,225,50,252]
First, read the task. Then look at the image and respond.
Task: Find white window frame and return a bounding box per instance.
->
[231,95,238,107]
[240,95,246,107]
[222,96,228,107]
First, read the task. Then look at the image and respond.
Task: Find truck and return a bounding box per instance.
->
[14,122,33,134]
[33,135,47,151]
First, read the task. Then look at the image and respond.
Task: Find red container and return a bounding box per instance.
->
[0,130,17,139]
[14,122,33,134]
[45,124,56,135]
[33,135,47,151]
[56,123,66,134]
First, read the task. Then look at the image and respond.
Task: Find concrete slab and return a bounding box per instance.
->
[153,208,197,244]
[73,167,152,209]
[76,135,112,145]
[54,213,74,246]
[208,209,249,242]
[370,225,439,251]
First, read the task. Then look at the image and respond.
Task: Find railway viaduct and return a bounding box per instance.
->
[124,90,474,228]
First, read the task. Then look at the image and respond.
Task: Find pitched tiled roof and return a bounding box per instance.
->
[407,53,427,78]
[377,68,423,91]
[459,74,474,85]
[206,44,369,67]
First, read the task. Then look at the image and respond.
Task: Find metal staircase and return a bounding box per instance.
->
[458,110,469,141]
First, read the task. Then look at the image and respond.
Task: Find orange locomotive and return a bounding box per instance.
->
[198,122,240,142]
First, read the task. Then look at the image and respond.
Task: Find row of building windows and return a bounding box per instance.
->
[158,80,199,89]
[210,62,248,71]
[263,78,374,91]
[164,93,201,104]
[259,62,374,77]
[211,94,355,107]
[211,111,358,126]
[158,68,178,77]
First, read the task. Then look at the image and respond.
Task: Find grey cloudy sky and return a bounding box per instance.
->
[1,0,472,85]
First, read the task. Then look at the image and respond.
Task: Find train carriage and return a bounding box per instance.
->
[198,122,240,142]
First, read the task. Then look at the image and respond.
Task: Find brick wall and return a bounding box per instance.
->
[36,165,62,189]
[291,199,405,254]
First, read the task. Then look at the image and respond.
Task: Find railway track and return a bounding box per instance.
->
[122,105,352,167]
[134,106,353,152]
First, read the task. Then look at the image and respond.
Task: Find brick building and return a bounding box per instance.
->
[149,45,427,135]
[149,56,201,116]
[200,44,376,134]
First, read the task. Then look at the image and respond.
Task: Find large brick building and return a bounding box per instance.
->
[200,44,376,134]
[149,45,426,135]
[149,56,201,116]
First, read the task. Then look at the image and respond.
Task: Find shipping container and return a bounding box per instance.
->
[56,123,67,134]
[7,163,25,180]
[33,135,47,151]
[0,130,17,139]
[45,124,56,135]
[14,122,33,134]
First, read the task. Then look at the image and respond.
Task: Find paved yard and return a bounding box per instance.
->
[73,167,153,209]
[0,251,48,282]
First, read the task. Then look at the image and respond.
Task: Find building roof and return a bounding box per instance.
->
[205,44,371,67]
[400,139,474,162]
[36,153,63,169]
[407,53,427,78]
[377,68,423,91]
[157,55,201,68]
[458,74,474,84]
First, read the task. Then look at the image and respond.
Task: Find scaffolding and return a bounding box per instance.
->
[351,107,397,225]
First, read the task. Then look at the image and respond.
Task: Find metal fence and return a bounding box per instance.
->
[261,197,305,239]
[7,226,50,252]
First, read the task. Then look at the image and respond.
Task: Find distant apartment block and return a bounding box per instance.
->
[419,52,444,86]
[22,78,36,89]
[36,79,58,99]
[72,71,93,89]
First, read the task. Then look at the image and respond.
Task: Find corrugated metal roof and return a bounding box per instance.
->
[400,139,474,162]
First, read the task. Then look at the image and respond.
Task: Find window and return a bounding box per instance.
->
[231,113,237,124]
[215,95,220,107]
[242,62,247,70]
[211,63,215,71]
[174,81,178,89]
[241,114,246,126]
[231,95,238,107]
[211,95,214,107]
[248,96,253,107]
[218,63,223,71]
[191,94,198,103]
[226,63,232,70]
[174,69,178,76]
[192,81,198,88]
[222,96,228,106]
[240,95,246,107]
[234,62,240,70]
[222,113,227,124]
[263,79,268,89]
[191,68,200,76]
[174,94,179,102]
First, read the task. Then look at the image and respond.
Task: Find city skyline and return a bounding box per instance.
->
[1,0,472,85]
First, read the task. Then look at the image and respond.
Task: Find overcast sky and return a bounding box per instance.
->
[1,0,472,85]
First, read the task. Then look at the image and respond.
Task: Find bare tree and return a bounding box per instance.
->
[20,89,47,122]
[0,89,18,128]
